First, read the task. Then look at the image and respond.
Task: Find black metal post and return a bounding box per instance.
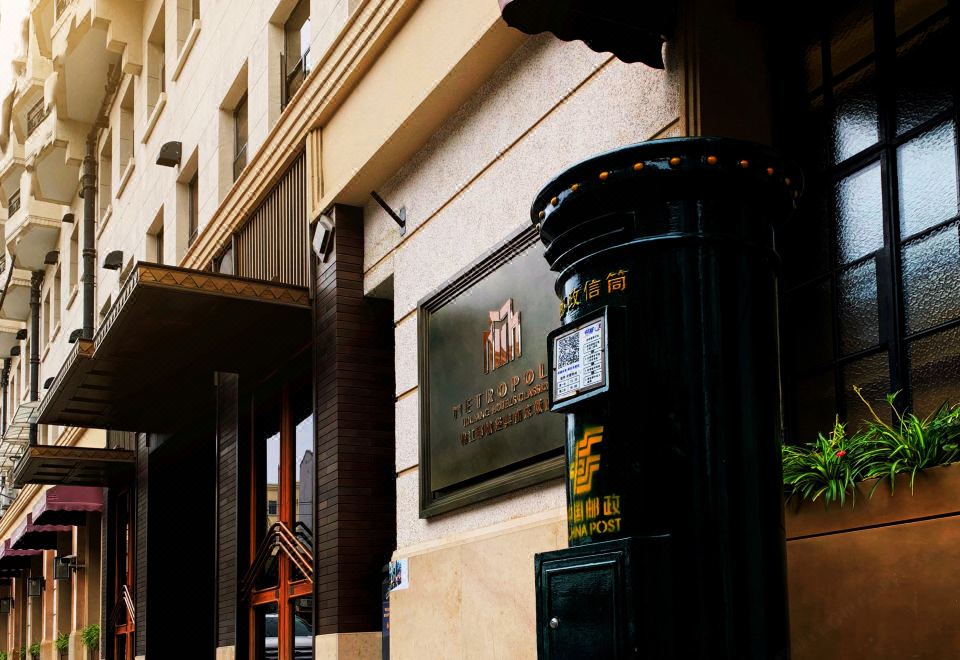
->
[1,358,8,436]
[82,139,97,340]
[532,137,802,659]
[29,270,42,446]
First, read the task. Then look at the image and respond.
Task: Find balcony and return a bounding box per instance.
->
[0,266,33,322]
[0,138,26,216]
[5,178,62,272]
[9,32,53,146]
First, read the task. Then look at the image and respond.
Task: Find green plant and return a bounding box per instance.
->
[855,387,960,494]
[27,642,39,658]
[782,417,864,507]
[0,650,8,660]
[17,648,23,660]
[55,632,70,653]
[79,624,99,651]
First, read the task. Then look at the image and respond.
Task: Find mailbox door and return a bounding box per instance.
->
[536,540,633,659]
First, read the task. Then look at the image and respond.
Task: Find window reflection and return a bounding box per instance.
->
[291,597,314,659]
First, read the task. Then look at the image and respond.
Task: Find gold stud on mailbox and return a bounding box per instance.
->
[633,162,645,171]
[599,171,610,181]
[669,157,682,167]
[739,159,750,169]
[706,156,718,166]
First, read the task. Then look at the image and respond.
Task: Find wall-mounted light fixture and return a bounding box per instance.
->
[61,213,75,224]
[44,251,59,266]
[15,329,26,341]
[68,329,83,344]
[9,347,19,357]
[102,251,123,270]
[43,377,54,390]
[0,596,12,613]
[312,214,335,263]
[55,555,83,581]
[27,576,44,597]
[156,141,182,168]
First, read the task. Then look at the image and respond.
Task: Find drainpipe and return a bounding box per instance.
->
[29,271,42,446]
[1,358,8,436]
[81,139,97,340]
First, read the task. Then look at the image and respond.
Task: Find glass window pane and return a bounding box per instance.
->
[791,369,837,445]
[831,64,880,164]
[909,326,960,416]
[830,0,875,76]
[896,17,953,135]
[895,0,947,36]
[902,222,960,333]
[835,162,884,263]
[254,602,279,660]
[294,410,313,542]
[265,429,280,532]
[898,121,959,238]
[838,260,879,355]
[784,280,834,371]
[842,351,891,428]
[291,597,314,659]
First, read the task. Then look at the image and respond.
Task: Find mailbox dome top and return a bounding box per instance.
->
[532,137,803,272]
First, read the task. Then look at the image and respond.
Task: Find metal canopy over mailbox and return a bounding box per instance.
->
[32,485,103,526]
[10,513,71,550]
[36,262,311,432]
[498,0,674,68]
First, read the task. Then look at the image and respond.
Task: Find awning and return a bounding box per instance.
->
[32,485,103,526]
[13,445,135,488]
[2,402,38,444]
[498,0,674,68]
[11,513,70,550]
[0,539,40,569]
[37,262,311,432]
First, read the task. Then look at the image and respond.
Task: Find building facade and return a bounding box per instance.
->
[0,0,953,658]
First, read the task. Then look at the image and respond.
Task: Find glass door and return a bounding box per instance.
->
[248,380,314,660]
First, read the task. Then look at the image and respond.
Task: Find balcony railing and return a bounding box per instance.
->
[0,254,6,275]
[26,99,49,138]
[7,191,20,217]
[54,0,75,21]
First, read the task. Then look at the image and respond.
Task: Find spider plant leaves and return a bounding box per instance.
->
[783,389,960,506]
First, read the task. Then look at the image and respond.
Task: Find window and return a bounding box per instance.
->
[247,373,314,660]
[283,0,311,107]
[42,291,50,350]
[155,227,165,265]
[188,173,199,245]
[147,10,166,114]
[69,224,79,295]
[98,132,113,224]
[234,94,248,181]
[52,269,61,334]
[7,190,20,216]
[118,82,135,189]
[777,0,959,442]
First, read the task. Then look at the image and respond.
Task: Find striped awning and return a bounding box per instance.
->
[11,513,70,550]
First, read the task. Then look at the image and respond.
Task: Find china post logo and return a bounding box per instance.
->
[483,299,521,374]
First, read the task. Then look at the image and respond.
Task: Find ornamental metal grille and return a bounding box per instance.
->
[7,190,20,216]
[26,98,49,137]
[777,0,959,441]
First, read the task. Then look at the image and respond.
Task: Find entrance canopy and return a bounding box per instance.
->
[13,445,135,487]
[32,485,103,526]
[36,263,311,432]
[0,539,40,569]
[11,513,70,550]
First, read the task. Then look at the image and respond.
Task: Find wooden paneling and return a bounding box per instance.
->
[313,205,396,635]
[135,433,148,657]
[235,153,309,288]
[216,373,241,647]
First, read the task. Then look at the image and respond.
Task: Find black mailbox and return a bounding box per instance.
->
[532,137,801,658]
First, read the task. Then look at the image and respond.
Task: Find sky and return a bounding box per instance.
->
[0,0,29,100]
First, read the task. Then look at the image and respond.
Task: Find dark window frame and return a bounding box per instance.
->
[776,0,960,440]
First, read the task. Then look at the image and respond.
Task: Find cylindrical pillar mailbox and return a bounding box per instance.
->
[532,137,801,659]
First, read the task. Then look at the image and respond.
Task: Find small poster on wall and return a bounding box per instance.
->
[388,558,409,591]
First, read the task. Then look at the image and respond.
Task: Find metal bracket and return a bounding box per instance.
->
[370,191,406,235]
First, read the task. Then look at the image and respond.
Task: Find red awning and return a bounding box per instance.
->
[11,513,71,550]
[32,485,103,526]
[0,539,40,569]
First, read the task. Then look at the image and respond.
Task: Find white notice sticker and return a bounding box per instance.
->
[554,318,605,401]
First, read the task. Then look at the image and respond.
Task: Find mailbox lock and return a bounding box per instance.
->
[549,617,560,630]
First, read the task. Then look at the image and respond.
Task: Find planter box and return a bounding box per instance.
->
[786,463,960,659]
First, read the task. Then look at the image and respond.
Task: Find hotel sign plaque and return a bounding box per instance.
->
[418,226,564,517]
